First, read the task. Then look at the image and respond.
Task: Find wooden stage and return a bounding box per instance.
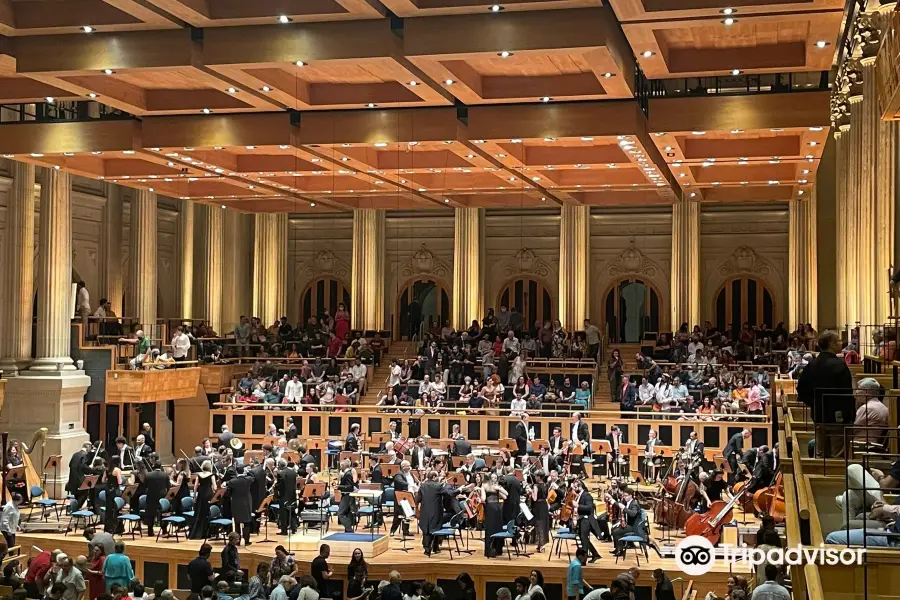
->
[17,509,754,600]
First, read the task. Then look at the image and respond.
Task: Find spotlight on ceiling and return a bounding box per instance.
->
[103,69,114,75]
[541,96,551,102]
[722,17,737,25]
[731,69,741,75]
[642,50,654,57]
[295,61,305,67]
[498,51,513,58]
[489,4,504,11]
[278,15,291,23]
[81,25,94,33]
[816,40,830,48]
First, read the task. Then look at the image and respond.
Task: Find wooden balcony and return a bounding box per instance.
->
[105,368,201,404]
[877,9,900,120]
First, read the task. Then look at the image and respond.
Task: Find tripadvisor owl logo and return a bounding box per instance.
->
[676,536,716,576]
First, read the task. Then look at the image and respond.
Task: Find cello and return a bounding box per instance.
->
[684,486,748,545]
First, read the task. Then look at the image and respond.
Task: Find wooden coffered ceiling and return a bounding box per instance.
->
[0,0,839,211]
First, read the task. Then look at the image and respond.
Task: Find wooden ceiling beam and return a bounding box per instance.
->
[99,0,184,27]
[293,107,462,145]
[142,112,294,149]
[0,1,14,36]
[0,119,139,155]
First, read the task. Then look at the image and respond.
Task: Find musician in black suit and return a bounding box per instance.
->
[501,466,523,524]
[513,414,529,464]
[142,466,170,537]
[115,436,134,470]
[606,426,623,477]
[574,479,602,562]
[570,413,590,449]
[410,438,432,470]
[611,488,642,557]
[548,428,566,456]
[345,423,361,453]
[286,418,299,441]
[337,459,358,533]
[683,431,704,462]
[140,423,155,451]
[537,445,559,474]
[226,468,255,545]
[133,435,152,464]
[275,459,298,535]
[390,461,416,536]
[218,425,235,450]
[67,442,93,508]
[723,429,751,484]
[416,471,445,556]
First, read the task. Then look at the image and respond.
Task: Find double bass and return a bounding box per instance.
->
[752,472,785,522]
[684,486,747,545]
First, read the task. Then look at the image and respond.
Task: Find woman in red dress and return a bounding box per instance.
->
[335,302,351,340]
[85,544,106,599]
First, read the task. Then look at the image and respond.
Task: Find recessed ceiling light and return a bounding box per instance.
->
[809,141,818,146]
[642,50,654,57]
[44,96,56,104]
[702,161,713,167]
[799,179,808,184]
[497,153,507,158]
[770,128,784,132]
[816,40,830,48]
[603,72,614,78]
[721,7,736,14]
[712,182,721,186]
[690,192,697,198]
[310,158,321,163]
[278,15,291,23]
[664,146,672,151]
[490,4,503,12]
[541,96,551,102]
[295,60,305,67]
[510,138,522,143]
[443,140,453,145]
[738,160,748,165]
[543,137,556,142]
[806,154,814,159]
[261,86,271,92]
[722,17,736,25]
[341,157,350,162]
[740,181,749,185]
[30,153,43,157]
[498,51,513,58]
[473,139,484,144]
[408,81,418,86]
[91,151,102,155]
[444,198,450,203]
[227,87,237,94]
[374,142,388,147]
[82,25,94,33]
[366,103,376,108]
[809,126,824,131]
[731,69,741,75]
[802,169,810,174]
[418,187,427,192]
[581,137,594,141]
[769,159,780,164]
[88,92,98,99]
[103,69,114,75]
[691,131,706,135]
[445,79,455,85]
[731,129,743,134]
[246,145,255,150]
[768,180,779,185]
[122,150,135,155]
[202,108,211,114]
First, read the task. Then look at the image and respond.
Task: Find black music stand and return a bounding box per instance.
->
[394,491,417,553]
[300,482,327,537]
[256,495,276,543]
[43,455,63,500]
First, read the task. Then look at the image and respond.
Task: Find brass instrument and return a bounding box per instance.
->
[287,438,301,452]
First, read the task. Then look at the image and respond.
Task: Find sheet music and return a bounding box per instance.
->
[519,501,533,521]
[399,499,415,518]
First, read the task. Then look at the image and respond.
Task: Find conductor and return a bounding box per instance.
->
[416,471,445,556]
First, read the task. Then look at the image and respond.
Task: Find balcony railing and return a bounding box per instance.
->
[648,71,830,98]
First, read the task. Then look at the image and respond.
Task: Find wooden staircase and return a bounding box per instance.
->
[358,341,418,405]
[596,342,644,404]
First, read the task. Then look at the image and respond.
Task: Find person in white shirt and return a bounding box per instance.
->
[638,380,655,405]
[171,326,191,362]
[0,493,20,548]
[502,331,520,355]
[349,360,368,395]
[431,375,447,399]
[687,336,705,362]
[418,375,433,398]
[510,396,527,417]
[388,360,402,390]
[75,281,91,330]
[655,377,672,408]
[285,375,304,409]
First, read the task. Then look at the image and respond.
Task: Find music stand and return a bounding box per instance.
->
[532,439,549,454]
[483,455,499,469]
[43,455,63,500]
[595,440,612,479]
[382,464,400,479]
[300,482,327,537]
[307,439,326,471]
[498,438,517,453]
[444,472,465,486]
[394,491,417,552]
[282,450,300,466]
[256,495,276,543]
[451,456,466,469]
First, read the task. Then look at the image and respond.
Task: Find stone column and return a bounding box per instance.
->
[0,161,36,375]
[452,207,484,330]
[847,80,862,324]
[201,205,225,334]
[789,196,818,328]
[128,189,158,330]
[670,195,700,328]
[99,183,124,316]
[558,205,590,331]
[253,213,288,325]
[351,209,385,331]
[858,58,877,326]
[835,126,848,327]
[177,199,194,319]
[223,210,252,332]
[6,167,91,493]
[31,169,76,370]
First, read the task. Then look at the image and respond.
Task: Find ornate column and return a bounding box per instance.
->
[0,161,36,375]
[31,168,76,370]
[177,199,194,319]
[452,207,484,330]
[200,205,225,334]
[845,65,863,325]
[789,195,818,328]
[5,167,90,491]
[128,189,158,329]
[858,54,878,326]
[253,213,288,324]
[670,195,700,328]
[351,209,385,331]
[99,183,124,316]
[223,210,252,330]
[558,205,590,331]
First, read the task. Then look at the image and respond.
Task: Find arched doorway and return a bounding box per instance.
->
[395,279,451,340]
[714,277,775,332]
[302,278,351,324]
[604,278,661,343]
[496,278,554,329]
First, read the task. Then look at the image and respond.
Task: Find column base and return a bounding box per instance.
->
[27,357,76,372]
[0,372,90,499]
[0,358,31,377]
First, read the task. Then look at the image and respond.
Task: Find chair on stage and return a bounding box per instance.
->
[615,511,652,566]
[65,498,97,535]
[118,495,144,540]
[431,511,467,560]
[159,499,189,542]
[549,526,580,561]
[30,486,59,522]
[489,520,520,560]
[206,505,234,542]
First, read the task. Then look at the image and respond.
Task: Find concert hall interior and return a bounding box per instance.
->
[0,2,899,600]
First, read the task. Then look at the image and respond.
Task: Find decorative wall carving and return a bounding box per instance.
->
[502,248,553,278]
[606,244,660,277]
[399,244,452,279]
[717,246,772,276]
[301,250,350,281]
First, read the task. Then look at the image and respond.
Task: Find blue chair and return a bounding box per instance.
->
[160,499,189,542]
[181,496,195,519]
[489,519,518,560]
[66,498,96,535]
[118,495,144,540]
[30,485,59,522]
[615,511,650,566]
[432,511,466,559]
[206,505,234,541]
[549,526,579,561]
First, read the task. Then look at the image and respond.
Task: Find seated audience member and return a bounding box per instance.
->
[853,377,888,445]
[575,382,592,409]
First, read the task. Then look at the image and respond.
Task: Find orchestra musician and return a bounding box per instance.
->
[570,414,590,450]
[133,435,153,464]
[573,479,602,562]
[286,418,299,442]
[501,466,523,525]
[458,454,485,478]
[537,445,560,474]
[745,445,775,492]
[481,471,508,557]
[103,457,121,533]
[610,488,642,558]
[337,458,358,533]
[225,467,254,545]
[607,426,623,478]
[141,462,170,537]
[275,458,298,535]
[683,431,704,461]
[217,426,235,450]
[529,470,551,552]
[410,438,432,470]
[387,421,401,443]
[67,442,94,509]
[513,414,529,465]
[698,469,730,511]
[189,461,216,539]
[416,471,445,556]
[345,424,362,453]
[170,458,191,515]
[723,429,751,485]
[115,436,135,470]
[549,427,566,456]
[546,470,564,513]
[644,430,663,480]
[390,461,417,537]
